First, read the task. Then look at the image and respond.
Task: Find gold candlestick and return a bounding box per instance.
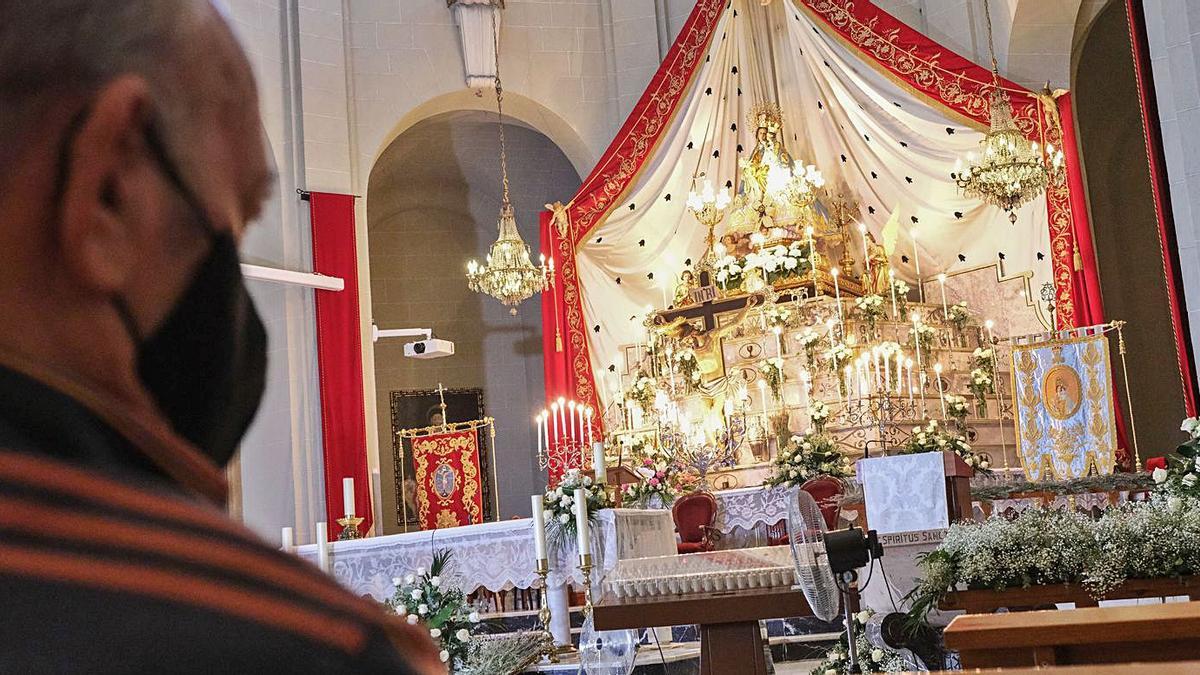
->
[336,515,364,540]
[578,553,595,619]
[534,558,562,663]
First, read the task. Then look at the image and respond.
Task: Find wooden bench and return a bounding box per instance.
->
[939,576,1200,614]
[943,600,1200,669]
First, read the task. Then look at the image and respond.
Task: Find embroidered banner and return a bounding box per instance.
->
[1011,329,1118,480]
[410,429,484,530]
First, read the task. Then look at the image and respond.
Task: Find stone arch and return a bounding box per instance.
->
[369,89,594,180]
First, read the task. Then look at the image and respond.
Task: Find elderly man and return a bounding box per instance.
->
[0,2,441,672]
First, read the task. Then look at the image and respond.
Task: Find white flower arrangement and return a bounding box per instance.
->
[672,348,701,390]
[713,244,811,292]
[1148,416,1200,499]
[902,420,990,473]
[909,322,938,354]
[767,431,852,487]
[764,304,793,329]
[809,399,831,433]
[825,340,853,372]
[388,550,481,671]
[853,294,886,331]
[758,357,786,400]
[943,393,970,423]
[540,469,613,551]
[946,300,972,331]
[627,371,657,415]
[910,495,1200,621]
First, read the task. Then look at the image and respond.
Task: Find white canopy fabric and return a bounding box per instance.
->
[575,0,1050,408]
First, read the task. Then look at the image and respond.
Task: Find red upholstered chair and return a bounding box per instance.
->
[672,491,720,554]
[800,476,845,530]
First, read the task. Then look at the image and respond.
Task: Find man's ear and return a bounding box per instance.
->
[57,76,156,297]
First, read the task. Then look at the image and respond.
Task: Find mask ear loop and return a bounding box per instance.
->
[141,119,218,240]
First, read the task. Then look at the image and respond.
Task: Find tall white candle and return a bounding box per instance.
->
[531,494,548,561]
[773,326,783,356]
[938,273,949,320]
[281,526,294,552]
[912,227,923,302]
[342,477,355,518]
[934,363,946,419]
[912,312,926,412]
[906,358,914,407]
[586,407,594,446]
[895,350,903,394]
[574,488,591,557]
[831,267,844,336]
[567,401,577,442]
[536,412,544,459]
[316,522,330,573]
[888,268,898,319]
[884,350,891,392]
[985,319,995,346]
[551,402,560,444]
[593,442,607,483]
[577,404,586,445]
[843,364,852,404]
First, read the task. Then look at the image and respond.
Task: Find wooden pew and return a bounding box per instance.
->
[943,601,1200,669]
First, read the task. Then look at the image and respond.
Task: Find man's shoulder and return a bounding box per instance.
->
[0,449,431,673]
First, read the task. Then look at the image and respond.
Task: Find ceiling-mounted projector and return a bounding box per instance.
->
[372,325,455,360]
[403,339,455,359]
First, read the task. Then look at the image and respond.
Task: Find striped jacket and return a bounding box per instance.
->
[0,362,443,674]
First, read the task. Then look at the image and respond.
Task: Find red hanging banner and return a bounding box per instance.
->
[309,192,373,539]
[410,429,485,530]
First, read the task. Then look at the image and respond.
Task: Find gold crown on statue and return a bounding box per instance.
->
[749,102,784,133]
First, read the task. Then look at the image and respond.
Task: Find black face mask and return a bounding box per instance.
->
[110,122,268,468]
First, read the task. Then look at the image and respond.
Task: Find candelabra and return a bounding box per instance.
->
[660,412,747,488]
[534,558,562,663]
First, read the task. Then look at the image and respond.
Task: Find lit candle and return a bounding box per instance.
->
[806,225,817,294]
[586,407,594,447]
[912,227,923,302]
[906,358,914,407]
[773,326,783,356]
[577,403,586,447]
[884,349,891,392]
[895,350,903,394]
[888,268,898,319]
[831,267,844,336]
[557,397,567,443]
[872,348,882,391]
[984,319,995,346]
[342,477,355,518]
[281,526,294,552]
[531,494,548,561]
[542,411,550,451]
[316,521,330,573]
[912,312,926,412]
[934,363,946,419]
[593,442,607,483]
[567,401,577,442]
[574,487,591,557]
[859,222,870,278]
[842,364,852,404]
[938,273,949,320]
[536,412,544,459]
[551,402,560,445]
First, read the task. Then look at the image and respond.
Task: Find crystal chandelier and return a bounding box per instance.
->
[953,0,1063,224]
[466,12,550,315]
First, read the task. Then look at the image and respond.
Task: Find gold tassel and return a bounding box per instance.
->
[556,330,563,353]
[1073,245,1083,272]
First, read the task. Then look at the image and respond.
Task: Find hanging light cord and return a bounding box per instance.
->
[491,8,510,207]
[982,0,1000,84]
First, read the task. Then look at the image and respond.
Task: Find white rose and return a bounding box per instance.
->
[1182,417,1200,437]
[1153,467,1169,484]
[406,614,418,624]
[396,604,407,616]
[418,603,429,615]
[416,567,426,576]
[456,628,470,641]
[1169,496,1184,512]
[469,611,481,623]
[439,650,449,663]
[430,576,441,588]
[429,627,442,638]
[855,610,871,624]
[872,648,884,662]
[410,589,423,600]
[405,574,415,585]
[558,513,570,524]
[543,509,554,521]
[1183,473,1197,487]
[392,576,403,586]
[980,460,990,470]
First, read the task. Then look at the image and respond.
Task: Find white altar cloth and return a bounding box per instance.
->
[710,485,791,547]
[294,508,676,601]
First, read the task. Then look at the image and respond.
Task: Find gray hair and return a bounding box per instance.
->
[0,0,216,171]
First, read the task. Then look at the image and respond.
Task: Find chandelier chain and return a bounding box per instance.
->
[492,9,510,205]
[982,0,999,79]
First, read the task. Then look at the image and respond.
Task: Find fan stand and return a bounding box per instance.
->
[837,570,863,674]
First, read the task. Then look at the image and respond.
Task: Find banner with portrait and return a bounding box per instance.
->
[410,429,486,530]
[1011,326,1118,480]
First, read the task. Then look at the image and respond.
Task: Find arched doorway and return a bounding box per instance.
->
[367,110,581,533]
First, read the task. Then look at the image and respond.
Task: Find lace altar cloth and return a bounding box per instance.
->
[603,545,797,599]
[294,508,676,600]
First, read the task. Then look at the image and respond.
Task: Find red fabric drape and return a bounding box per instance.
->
[309,192,372,539]
[1057,94,1106,328]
